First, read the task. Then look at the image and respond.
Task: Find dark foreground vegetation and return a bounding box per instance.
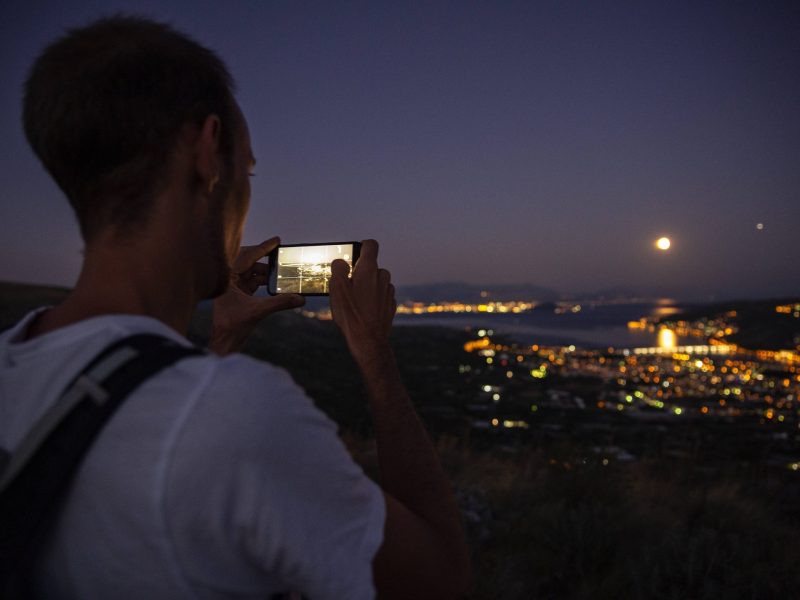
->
[3,281,800,599]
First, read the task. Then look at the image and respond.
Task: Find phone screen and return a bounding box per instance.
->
[269,242,360,295]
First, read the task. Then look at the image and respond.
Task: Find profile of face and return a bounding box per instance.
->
[203,104,254,298]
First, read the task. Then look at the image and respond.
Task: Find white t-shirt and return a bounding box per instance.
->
[0,310,385,599]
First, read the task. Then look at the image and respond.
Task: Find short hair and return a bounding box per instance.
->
[23,15,237,240]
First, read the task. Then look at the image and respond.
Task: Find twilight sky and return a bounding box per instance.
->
[1,0,798,301]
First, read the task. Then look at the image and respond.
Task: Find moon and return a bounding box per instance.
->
[655,237,671,251]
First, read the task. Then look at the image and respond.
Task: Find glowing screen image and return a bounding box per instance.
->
[275,244,355,293]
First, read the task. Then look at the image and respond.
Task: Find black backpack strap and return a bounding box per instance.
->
[0,333,205,597]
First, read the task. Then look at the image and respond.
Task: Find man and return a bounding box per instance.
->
[1,16,469,599]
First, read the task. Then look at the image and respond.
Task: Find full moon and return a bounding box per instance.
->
[655,237,671,251]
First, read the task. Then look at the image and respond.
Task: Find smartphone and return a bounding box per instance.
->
[267,241,362,296]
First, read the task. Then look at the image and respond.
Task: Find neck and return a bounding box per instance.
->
[27,221,204,340]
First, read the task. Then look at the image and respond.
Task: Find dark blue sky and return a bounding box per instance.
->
[1,1,798,301]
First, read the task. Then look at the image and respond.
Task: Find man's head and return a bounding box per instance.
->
[23,15,252,298]
[23,16,254,297]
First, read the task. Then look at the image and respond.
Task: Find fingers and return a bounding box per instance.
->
[331,258,351,279]
[328,239,398,355]
[328,265,350,329]
[383,283,397,330]
[254,236,281,256]
[386,295,397,336]
[257,293,305,316]
[235,236,280,270]
[352,239,378,275]
[377,268,391,288]
[235,262,269,294]
[244,273,268,294]
[245,262,268,282]
[329,259,351,304]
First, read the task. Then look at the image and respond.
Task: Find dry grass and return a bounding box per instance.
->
[347,435,800,599]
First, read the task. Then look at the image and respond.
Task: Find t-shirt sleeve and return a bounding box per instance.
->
[163,355,385,600]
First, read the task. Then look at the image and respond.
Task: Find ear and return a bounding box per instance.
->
[195,114,222,194]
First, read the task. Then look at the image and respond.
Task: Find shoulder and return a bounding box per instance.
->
[178,352,328,431]
[161,350,344,486]
[163,352,385,598]
[205,352,303,394]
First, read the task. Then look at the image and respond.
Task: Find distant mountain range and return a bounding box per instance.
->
[396,282,560,303]
[395,283,702,304]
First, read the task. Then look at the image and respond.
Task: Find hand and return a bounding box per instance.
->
[329,239,397,368]
[211,237,305,355]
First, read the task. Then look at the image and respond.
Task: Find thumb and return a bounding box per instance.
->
[255,293,305,317]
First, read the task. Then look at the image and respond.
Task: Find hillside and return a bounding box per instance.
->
[3,281,800,598]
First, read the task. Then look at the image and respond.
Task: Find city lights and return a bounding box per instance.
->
[458,312,799,431]
[396,301,535,316]
[658,328,677,349]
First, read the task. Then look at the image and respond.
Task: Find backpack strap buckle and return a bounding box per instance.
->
[73,375,110,405]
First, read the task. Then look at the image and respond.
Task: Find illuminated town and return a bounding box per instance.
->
[460,328,799,424]
[304,299,582,320]
[301,297,800,469]
[396,300,537,315]
[304,299,539,319]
